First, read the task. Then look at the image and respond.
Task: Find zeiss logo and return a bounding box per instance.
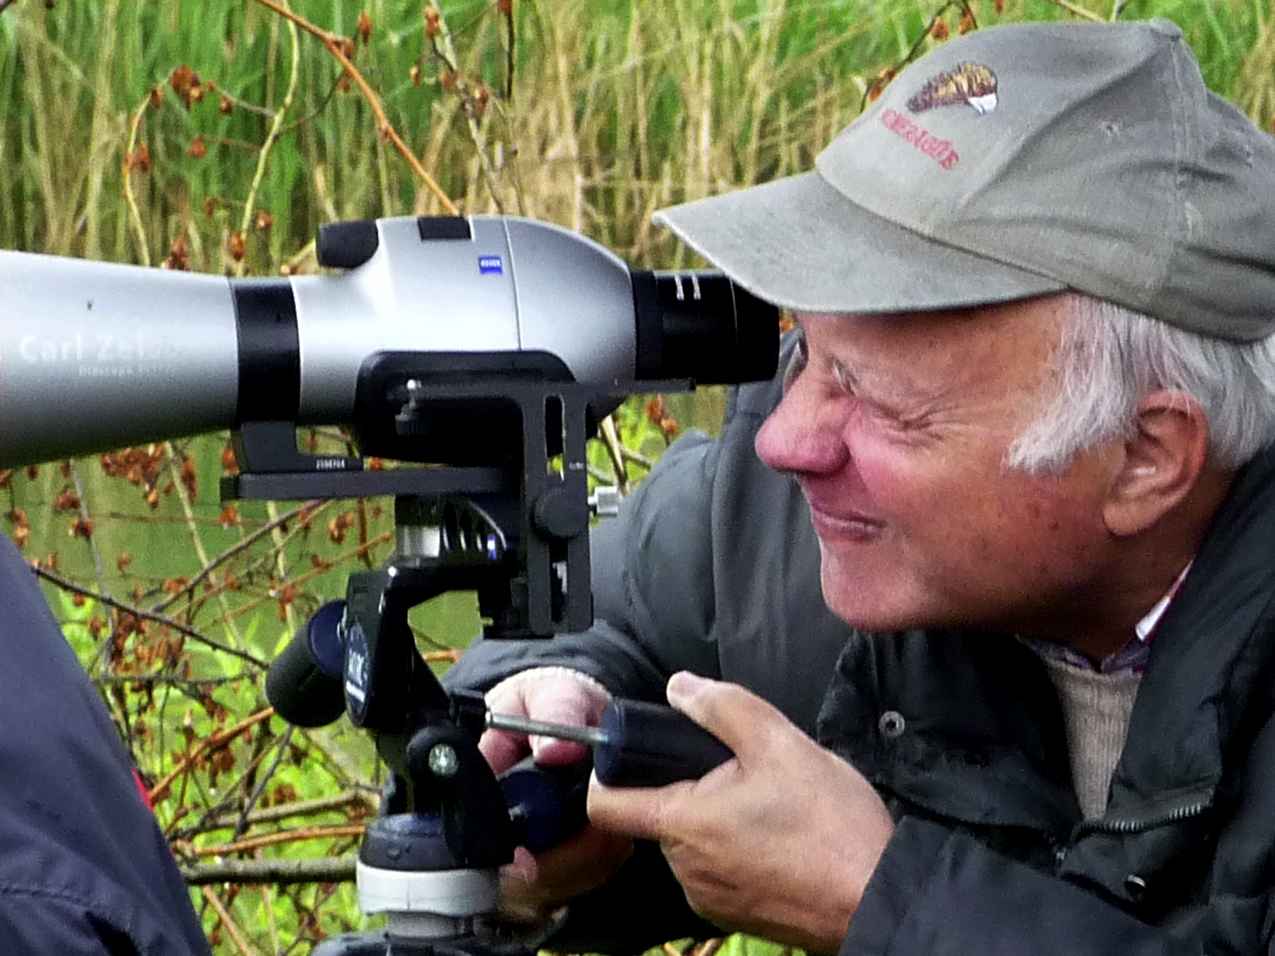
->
[479,255,504,275]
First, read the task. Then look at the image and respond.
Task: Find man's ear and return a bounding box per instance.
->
[1102,390,1211,538]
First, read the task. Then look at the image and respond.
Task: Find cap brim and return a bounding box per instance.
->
[653,171,1065,313]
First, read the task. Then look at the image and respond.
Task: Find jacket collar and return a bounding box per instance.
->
[1105,442,1275,823]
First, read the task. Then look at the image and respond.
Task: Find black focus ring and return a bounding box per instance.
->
[232,279,300,423]
[630,270,663,379]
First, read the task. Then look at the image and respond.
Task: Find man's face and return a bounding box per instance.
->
[754,294,1123,639]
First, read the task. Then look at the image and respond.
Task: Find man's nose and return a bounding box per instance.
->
[754,384,849,476]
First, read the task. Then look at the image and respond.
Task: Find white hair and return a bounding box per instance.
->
[1006,293,1275,474]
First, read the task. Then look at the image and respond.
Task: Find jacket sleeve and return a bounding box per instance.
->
[844,819,1195,956]
[444,332,846,727]
[442,423,726,702]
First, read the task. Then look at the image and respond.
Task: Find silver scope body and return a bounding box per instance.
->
[0,215,778,467]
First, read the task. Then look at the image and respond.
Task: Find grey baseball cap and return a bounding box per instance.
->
[654,19,1275,341]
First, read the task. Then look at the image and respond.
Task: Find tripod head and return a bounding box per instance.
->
[226,217,778,951]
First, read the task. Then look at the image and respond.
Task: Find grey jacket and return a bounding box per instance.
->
[450,332,1275,954]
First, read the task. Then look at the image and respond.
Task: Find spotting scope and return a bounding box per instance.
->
[0,215,777,467]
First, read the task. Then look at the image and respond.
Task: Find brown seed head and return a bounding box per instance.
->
[53,487,82,512]
[472,82,491,118]
[220,444,239,476]
[163,235,191,271]
[125,143,151,174]
[170,64,202,110]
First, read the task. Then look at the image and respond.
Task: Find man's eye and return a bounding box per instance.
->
[782,332,808,391]
[831,359,855,396]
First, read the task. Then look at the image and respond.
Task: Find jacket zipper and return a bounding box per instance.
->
[1070,789,1213,840]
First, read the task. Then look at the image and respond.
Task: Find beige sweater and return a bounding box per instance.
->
[1039,658,1143,820]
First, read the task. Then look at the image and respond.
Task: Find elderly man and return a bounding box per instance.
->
[458,18,1275,955]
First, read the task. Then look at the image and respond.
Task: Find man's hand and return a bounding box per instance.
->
[479,667,634,924]
[587,672,894,953]
[480,666,613,772]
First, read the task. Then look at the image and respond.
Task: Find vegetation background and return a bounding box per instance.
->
[0,0,1271,952]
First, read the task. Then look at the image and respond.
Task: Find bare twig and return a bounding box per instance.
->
[233,724,294,840]
[1045,0,1105,21]
[33,564,267,668]
[150,706,275,804]
[194,823,366,857]
[94,673,250,688]
[151,500,326,614]
[598,415,630,492]
[201,886,255,956]
[163,442,246,651]
[70,461,111,600]
[192,791,375,834]
[425,8,508,210]
[246,0,459,214]
[184,856,357,886]
[122,94,153,265]
[236,5,300,275]
[857,1,982,114]
[211,528,393,625]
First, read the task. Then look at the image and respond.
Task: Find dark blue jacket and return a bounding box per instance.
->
[0,534,210,954]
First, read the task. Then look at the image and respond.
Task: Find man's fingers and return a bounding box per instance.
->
[665,670,787,757]
[520,674,610,728]
[479,727,529,776]
[498,827,634,926]
[587,771,689,841]
[508,671,607,764]
[528,736,590,767]
[480,667,613,772]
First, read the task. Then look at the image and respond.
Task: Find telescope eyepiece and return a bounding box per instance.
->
[632,271,779,386]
